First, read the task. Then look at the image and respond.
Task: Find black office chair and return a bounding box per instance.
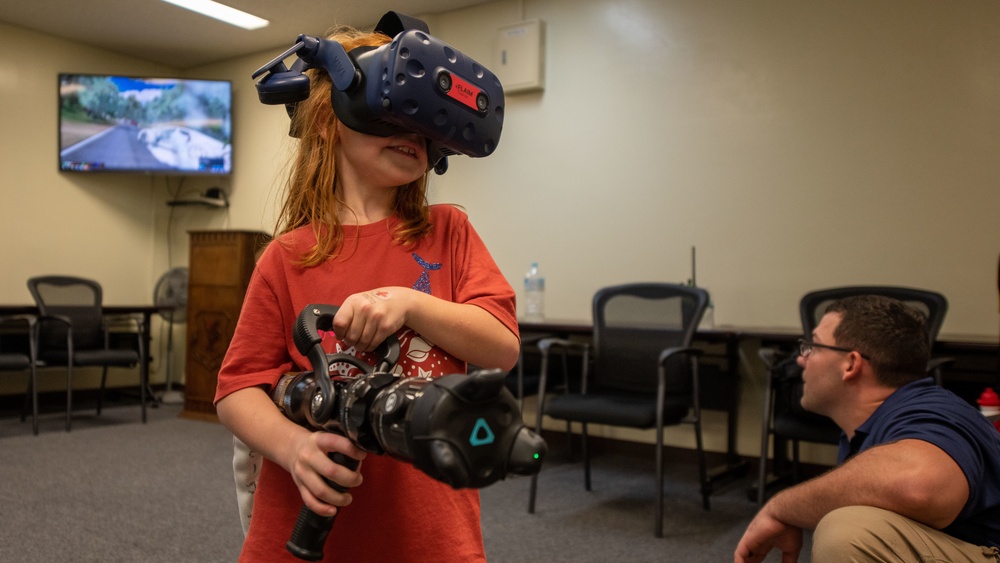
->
[756,285,948,505]
[506,332,580,407]
[528,283,711,538]
[0,315,40,434]
[27,276,142,431]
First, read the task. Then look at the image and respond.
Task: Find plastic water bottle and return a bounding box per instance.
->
[523,262,545,320]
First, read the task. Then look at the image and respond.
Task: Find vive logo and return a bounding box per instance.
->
[469,418,495,447]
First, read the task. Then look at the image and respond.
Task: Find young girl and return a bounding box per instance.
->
[214,27,520,562]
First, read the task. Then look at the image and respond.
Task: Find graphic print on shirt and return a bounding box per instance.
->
[320,326,454,378]
[396,328,453,377]
[411,253,442,294]
[317,253,455,378]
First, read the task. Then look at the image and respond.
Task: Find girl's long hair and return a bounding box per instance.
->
[275,27,432,267]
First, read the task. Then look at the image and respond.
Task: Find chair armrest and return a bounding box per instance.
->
[657,347,703,406]
[538,337,590,355]
[34,314,74,348]
[36,314,73,328]
[658,346,701,366]
[0,314,37,329]
[0,314,38,362]
[0,315,37,352]
[520,332,553,346]
[927,356,954,373]
[758,346,787,370]
[35,314,73,343]
[34,314,74,361]
[534,338,591,406]
[926,356,955,386]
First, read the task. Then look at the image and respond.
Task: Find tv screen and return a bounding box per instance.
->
[59,74,232,175]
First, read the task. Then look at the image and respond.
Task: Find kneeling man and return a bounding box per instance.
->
[735,295,1000,562]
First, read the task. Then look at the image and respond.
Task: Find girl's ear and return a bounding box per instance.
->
[323,113,347,146]
[316,105,335,142]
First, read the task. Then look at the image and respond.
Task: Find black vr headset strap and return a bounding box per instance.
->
[359,12,451,173]
[374,11,429,37]
[277,12,431,138]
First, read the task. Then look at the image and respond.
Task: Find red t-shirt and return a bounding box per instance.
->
[216,205,517,562]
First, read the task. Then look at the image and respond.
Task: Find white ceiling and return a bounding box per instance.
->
[0,0,491,68]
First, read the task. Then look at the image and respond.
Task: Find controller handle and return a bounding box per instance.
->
[285,452,361,561]
[284,304,399,560]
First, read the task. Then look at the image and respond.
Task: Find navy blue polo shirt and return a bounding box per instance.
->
[839,377,1000,547]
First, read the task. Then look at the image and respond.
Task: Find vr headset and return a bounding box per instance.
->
[252,11,505,174]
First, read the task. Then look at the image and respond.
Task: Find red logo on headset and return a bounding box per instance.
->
[439,71,487,113]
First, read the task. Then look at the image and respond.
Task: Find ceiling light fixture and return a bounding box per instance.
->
[162,0,269,30]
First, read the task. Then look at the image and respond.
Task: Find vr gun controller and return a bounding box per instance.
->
[271,304,547,561]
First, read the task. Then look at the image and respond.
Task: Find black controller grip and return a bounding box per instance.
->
[285,452,360,560]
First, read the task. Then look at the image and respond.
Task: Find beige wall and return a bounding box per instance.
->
[2,0,999,463]
[431,0,1000,336]
[423,0,1000,463]
[0,22,290,393]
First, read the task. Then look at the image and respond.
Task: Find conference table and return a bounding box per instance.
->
[0,304,164,424]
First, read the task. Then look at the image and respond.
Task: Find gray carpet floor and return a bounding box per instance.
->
[0,402,810,562]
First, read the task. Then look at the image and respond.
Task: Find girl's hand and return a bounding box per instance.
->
[334,287,412,352]
[288,430,367,517]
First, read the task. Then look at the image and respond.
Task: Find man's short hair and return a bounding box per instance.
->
[824,295,931,388]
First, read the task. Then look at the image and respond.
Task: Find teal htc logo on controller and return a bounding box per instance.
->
[469,418,495,446]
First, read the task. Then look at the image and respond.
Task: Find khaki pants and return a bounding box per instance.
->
[813,506,999,563]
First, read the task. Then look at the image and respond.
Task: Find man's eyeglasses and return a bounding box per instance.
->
[798,339,870,360]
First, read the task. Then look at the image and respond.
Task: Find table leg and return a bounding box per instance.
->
[139,311,158,421]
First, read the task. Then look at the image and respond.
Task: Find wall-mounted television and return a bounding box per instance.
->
[59,74,232,175]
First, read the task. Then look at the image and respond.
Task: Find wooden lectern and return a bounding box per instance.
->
[182,230,270,421]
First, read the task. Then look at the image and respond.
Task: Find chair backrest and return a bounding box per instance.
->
[27,276,105,351]
[799,286,948,345]
[591,283,709,394]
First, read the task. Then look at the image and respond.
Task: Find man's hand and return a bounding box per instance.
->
[733,438,969,562]
[734,506,803,563]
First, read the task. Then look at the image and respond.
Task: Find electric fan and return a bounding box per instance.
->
[154,267,189,404]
